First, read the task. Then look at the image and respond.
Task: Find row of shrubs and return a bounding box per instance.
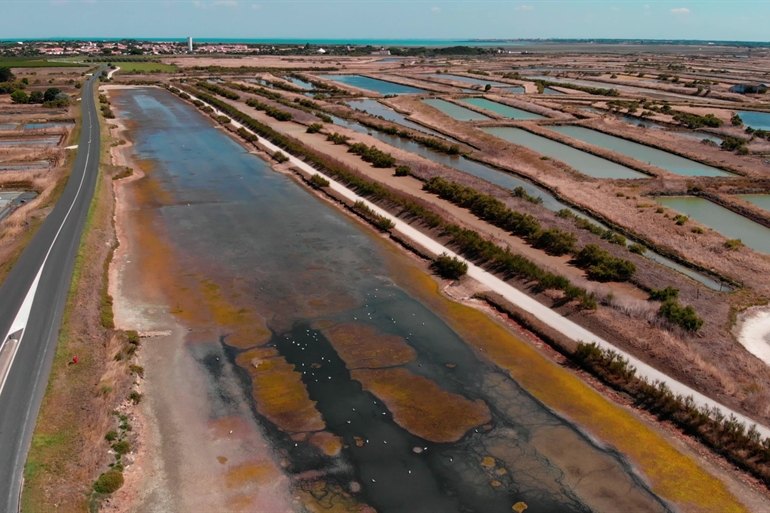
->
[195,81,240,100]
[423,177,637,282]
[355,117,461,155]
[443,223,596,308]
[352,200,396,231]
[557,209,646,254]
[175,87,597,308]
[573,342,770,488]
[348,142,397,168]
[534,79,620,97]
[222,81,332,123]
[244,98,293,121]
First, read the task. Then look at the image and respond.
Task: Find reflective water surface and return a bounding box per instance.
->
[114,87,670,513]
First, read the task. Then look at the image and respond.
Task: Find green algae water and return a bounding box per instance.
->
[738,194,770,213]
[550,126,731,177]
[114,87,672,513]
[320,75,426,95]
[656,196,770,254]
[423,98,491,121]
[483,127,647,179]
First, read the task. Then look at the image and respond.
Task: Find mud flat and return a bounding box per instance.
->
[107,86,753,513]
[737,307,770,367]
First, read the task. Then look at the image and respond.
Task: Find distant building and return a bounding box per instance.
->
[316,48,326,54]
[187,37,193,53]
[729,83,768,94]
[371,48,391,56]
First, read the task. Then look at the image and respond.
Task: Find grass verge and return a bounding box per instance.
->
[21,80,135,513]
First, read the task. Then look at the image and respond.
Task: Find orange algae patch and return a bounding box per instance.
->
[236,347,325,433]
[309,431,343,457]
[296,481,376,513]
[350,367,491,443]
[226,494,257,512]
[209,416,251,438]
[387,264,749,512]
[325,324,416,369]
[224,461,280,489]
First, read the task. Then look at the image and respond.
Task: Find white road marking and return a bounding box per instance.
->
[0,93,94,401]
[178,87,770,437]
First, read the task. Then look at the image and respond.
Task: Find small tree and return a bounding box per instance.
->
[731,113,743,126]
[43,87,62,102]
[0,66,15,83]
[484,84,492,92]
[431,253,468,280]
[394,165,411,177]
[10,90,29,104]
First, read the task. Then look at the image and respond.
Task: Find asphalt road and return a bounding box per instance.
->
[0,69,102,512]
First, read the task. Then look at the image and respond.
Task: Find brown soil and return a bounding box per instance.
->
[350,367,491,443]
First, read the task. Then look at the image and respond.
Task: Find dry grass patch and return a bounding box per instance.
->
[350,367,491,443]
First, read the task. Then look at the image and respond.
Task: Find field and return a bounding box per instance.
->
[0,58,86,68]
[111,61,178,73]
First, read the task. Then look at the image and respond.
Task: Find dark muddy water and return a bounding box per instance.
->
[114,87,671,513]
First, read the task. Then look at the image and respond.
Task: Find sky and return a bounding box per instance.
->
[1,0,768,42]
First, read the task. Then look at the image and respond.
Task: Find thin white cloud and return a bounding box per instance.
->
[214,0,238,6]
[611,6,620,11]
[431,6,441,13]
[514,5,534,11]
[671,7,690,14]
[251,3,259,9]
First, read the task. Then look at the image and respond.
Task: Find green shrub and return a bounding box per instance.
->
[431,253,468,280]
[672,111,723,129]
[216,115,231,125]
[326,132,349,145]
[129,365,144,378]
[273,151,289,163]
[720,137,747,152]
[575,244,636,282]
[725,239,744,251]
[348,142,396,168]
[112,440,130,455]
[105,430,118,442]
[128,391,142,404]
[309,174,330,188]
[93,470,124,494]
[691,226,704,234]
[674,214,689,226]
[306,122,323,134]
[649,286,679,301]
[10,90,29,104]
[195,81,239,100]
[244,98,293,121]
[533,228,577,256]
[512,186,542,205]
[603,232,627,245]
[394,165,411,177]
[628,243,646,255]
[658,299,703,331]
